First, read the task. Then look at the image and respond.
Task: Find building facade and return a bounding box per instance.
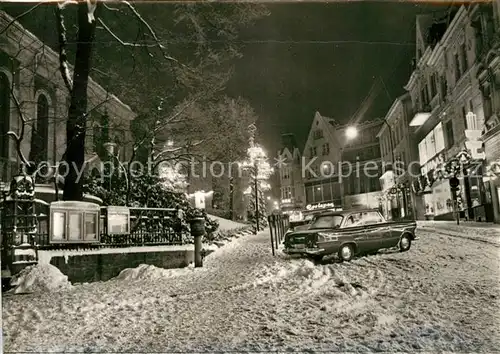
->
[405,6,490,221]
[301,112,383,211]
[0,11,136,199]
[338,119,384,210]
[302,112,344,210]
[378,93,424,220]
[277,133,304,212]
[474,1,500,223]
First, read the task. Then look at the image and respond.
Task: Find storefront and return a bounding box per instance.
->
[429,178,454,218]
[304,178,342,208]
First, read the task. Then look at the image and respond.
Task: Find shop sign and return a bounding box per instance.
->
[306,202,335,211]
[281,198,292,204]
[422,153,445,175]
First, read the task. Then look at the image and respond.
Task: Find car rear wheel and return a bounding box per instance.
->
[338,244,354,262]
[399,234,412,252]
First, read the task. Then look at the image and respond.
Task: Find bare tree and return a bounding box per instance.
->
[1,1,268,201]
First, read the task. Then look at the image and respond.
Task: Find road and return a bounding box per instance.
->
[3,226,500,352]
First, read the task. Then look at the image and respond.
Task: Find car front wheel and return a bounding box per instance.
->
[338,244,354,262]
[399,234,412,252]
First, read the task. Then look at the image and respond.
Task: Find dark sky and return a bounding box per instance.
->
[225,1,439,155]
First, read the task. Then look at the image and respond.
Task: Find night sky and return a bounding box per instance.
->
[2,1,445,156]
[226,1,441,155]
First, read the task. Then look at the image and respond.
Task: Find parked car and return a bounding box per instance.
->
[283,209,417,262]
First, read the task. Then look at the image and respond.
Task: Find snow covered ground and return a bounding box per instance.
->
[3,227,500,352]
[207,214,248,231]
[418,220,500,246]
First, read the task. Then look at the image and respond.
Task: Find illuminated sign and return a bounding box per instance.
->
[281,198,292,204]
[306,202,335,211]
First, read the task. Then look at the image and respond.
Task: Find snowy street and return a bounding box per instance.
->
[3,224,500,352]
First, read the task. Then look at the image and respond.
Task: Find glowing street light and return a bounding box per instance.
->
[345,126,358,140]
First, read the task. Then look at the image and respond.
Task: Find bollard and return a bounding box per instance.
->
[269,215,275,256]
[189,217,205,267]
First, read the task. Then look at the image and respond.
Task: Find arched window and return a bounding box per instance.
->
[30,93,50,163]
[0,71,10,162]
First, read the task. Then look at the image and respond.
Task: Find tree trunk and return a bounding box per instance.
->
[63,3,98,201]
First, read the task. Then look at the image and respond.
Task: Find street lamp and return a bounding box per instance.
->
[345,126,359,140]
[103,141,129,198]
[339,126,360,209]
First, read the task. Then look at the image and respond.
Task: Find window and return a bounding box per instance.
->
[30,94,50,163]
[360,176,366,194]
[482,87,493,119]
[445,120,454,148]
[370,176,380,192]
[0,72,9,163]
[305,186,313,203]
[462,106,468,129]
[281,168,290,180]
[323,183,332,201]
[440,74,448,99]
[344,213,363,228]
[430,73,438,98]
[322,143,330,155]
[313,185,322,202]
[460,43,468,73]
[309,215,343,229]
[313,129,323,140]
[454,53,461,81]
[361,211,384,225]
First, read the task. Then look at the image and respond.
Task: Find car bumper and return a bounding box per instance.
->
[283,248,326,255]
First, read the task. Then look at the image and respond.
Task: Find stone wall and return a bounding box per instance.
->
[46,249,194,284]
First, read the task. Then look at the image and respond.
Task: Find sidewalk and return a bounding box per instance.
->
[417,220,500,246]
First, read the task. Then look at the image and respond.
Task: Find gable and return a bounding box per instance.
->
[303,112,342,157]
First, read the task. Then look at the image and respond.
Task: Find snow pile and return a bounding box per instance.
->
[114,263,196,282]
[207,214,247,231]
[9,263,73,294]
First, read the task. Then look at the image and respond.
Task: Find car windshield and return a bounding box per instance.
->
[309,215,343,229]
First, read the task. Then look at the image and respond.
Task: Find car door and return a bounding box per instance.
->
[342,212,371,252]
[359,211,387,252]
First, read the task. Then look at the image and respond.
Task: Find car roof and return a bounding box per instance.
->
[315,209,380,217]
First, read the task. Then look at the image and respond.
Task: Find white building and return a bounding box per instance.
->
[0,11,136,200]
[405,6,489,221]
[378,93,424,220]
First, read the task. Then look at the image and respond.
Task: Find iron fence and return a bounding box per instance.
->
[267,214,290,256]
[3,205,185,250]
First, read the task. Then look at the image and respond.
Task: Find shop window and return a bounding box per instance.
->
[323,183,332,201]
[313,185,322,202]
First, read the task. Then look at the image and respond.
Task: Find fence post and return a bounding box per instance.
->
[268,215,275,256]
[275,215,279,250]
[189,217,205,267]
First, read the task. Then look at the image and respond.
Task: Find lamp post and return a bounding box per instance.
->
[103,142,129,199]
[339,126,359,209]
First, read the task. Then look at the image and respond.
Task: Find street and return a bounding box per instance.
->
[3,225,500,352]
